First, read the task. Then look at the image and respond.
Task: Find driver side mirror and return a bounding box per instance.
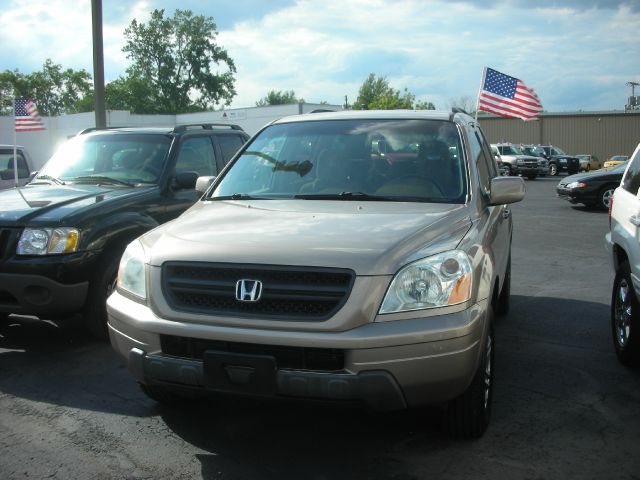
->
[173,171,199,190]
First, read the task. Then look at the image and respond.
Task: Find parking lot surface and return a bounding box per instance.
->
[1,176,639,479]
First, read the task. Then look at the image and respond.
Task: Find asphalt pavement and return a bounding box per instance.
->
[1,175,639,480]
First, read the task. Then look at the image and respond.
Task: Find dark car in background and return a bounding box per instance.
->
[0,124,249,338]
[540,145,580,176]
[556,162,626,210]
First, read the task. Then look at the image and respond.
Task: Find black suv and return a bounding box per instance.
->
[539,145,580,176]
[0,123,249,338]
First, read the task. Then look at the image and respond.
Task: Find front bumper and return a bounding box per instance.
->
[556,186,597,204]
[0,272,89,316]
[107,291,488,411]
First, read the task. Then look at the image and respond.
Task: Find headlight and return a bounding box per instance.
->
[117,240,147,300]
[516,159,524,165]
[379,250,472,314]
[17,227,79,255]
[559,158,567,163]
[566,181,586,189]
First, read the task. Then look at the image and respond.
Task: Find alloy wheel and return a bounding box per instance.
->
[602,189,614,209]
[614,278,632,349]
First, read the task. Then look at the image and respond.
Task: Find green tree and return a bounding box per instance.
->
[352,74,435,110]
[255,90,303,106]
[0,59,92,115]
[121,8,236,114]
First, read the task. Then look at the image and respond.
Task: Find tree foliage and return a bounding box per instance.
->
[255,90,303,107]
[120,9,236,114]
[448,95,476,115]
[0,59,92,116]
[352,74,435,110]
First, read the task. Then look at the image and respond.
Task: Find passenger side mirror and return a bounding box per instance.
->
[195,175,216,195]
[173,171,199,190]
[489,176,525,205]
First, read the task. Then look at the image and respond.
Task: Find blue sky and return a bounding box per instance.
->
[0,0,639,112]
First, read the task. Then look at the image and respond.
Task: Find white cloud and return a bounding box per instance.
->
[0,0,638,111]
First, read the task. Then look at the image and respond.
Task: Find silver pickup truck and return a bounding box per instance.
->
[107,110,525,439]
[0,145,34,190]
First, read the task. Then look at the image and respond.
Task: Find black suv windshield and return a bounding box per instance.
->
[37,133,171,185]
[210,119,467,203]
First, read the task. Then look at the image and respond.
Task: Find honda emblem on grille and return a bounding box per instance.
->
[235,279,263,302]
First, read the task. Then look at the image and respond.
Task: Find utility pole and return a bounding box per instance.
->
[626,81,640,112]
[92,0,107,128]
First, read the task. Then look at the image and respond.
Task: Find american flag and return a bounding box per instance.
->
[477,67,543,121]
[15,98,46,132]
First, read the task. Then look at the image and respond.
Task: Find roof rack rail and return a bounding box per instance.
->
[172,123,244,133]
[76,126,126,135]
[309,109,336,113]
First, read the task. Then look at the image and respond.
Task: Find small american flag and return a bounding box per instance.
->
[477,67,543,121]
[15,98,46,132]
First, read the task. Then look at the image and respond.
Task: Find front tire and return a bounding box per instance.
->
[599,184,616,210]
[84,250,122,340]
[445,315,494,438]
[549,163,558,176]
[612,262,640,366]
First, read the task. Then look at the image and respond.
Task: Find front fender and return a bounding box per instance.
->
[83,211,160,251]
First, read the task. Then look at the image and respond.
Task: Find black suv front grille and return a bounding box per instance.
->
[160,335,345,372]
[162,262,355,321]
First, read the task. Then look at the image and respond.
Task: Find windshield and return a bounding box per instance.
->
[35,133,171,185]
[210,119,468,203]
[551,147,566,156]
[498,145,520,156]
[521,146,543,157]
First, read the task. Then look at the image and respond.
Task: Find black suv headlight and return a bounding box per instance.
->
[17,228,80,255]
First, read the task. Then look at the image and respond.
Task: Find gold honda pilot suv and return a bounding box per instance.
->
[107,110,525,438]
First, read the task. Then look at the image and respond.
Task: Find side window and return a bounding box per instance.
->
[217,135,246,163]
[176,137,217,176]
[467,128,491,197]
[476,129,498,178]
[622,146,640,195]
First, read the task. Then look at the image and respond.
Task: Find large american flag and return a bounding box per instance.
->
[477,67,543,121]
[15,98,46,132]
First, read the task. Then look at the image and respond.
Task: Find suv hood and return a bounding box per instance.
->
[144,200,472,276]
[0,184,151,225]
[501,154,539,162]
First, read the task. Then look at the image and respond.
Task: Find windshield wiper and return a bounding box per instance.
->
[72,175,134,187]
[210,193,271,201]
[294,191,396,201]
[31,174,65,185]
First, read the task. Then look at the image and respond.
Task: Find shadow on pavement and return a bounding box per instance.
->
[0,314,155,417]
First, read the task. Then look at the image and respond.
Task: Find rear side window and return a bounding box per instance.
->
[622,145,640,195]
[218,135,246,163]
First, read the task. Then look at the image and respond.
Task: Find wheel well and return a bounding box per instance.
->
[613,244,629,272]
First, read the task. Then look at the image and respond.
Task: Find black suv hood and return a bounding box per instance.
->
[0,184,154,225]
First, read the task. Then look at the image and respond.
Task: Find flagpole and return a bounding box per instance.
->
[475,67,487,123]
[12,96,19,188]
